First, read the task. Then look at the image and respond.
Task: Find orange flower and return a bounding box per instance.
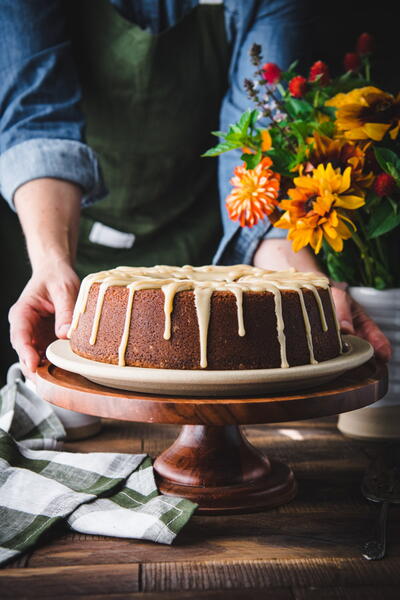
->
[309,132,374,192]
[274,163,365,253]
[226,157,280,227]
[260,129,272,151]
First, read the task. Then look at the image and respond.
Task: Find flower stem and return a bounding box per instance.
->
[277,83,286,97]
[243,138,261,152]
[365,57,371,82]
[373,237,393,287]
[374,237,387,268]
[313,89,321,108]
[354,212,392,288]
[351,229,374,286]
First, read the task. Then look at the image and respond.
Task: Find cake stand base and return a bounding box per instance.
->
[36,359,387,514]
[154,424,296,513]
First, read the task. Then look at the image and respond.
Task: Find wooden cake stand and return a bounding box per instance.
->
[36,359,387,513]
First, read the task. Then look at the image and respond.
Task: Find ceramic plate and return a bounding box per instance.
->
[46,335,373,397]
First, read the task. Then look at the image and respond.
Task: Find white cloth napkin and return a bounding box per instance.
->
[0,364,196,566]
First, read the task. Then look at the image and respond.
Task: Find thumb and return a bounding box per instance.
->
[331,287,355,334]
[51,283,77,338]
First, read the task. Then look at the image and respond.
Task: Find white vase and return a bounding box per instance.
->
[337,287,400,440]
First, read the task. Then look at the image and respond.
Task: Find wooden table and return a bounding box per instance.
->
[1,415,399,599]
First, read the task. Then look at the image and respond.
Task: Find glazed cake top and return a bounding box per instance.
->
[70,264,330,290]
[68,265,340,369]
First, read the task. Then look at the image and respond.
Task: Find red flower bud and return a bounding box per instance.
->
[374,173,397,197]
[344,52,361,72]
[356,32,374,56]
[308,60,330,85]
[288,75,308,98]
[262,62,282,84]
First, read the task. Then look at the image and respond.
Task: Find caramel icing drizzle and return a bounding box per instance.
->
[68,265,338,368]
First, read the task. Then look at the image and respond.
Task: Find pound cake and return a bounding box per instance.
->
[67,265,343,370]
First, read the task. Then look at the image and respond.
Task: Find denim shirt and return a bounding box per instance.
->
[0,0,313,264]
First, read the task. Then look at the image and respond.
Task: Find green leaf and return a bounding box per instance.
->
[219,112,260,146]
[265,148,293,175]
[241,150,262,169]
[288,147,308,171]
[338,70,354,83]
[374,147,400,183]
[372,253,394,289]
[226,125,243,139]
[202,140,242,157]
[324,248,356,282]
[317,120,335,138]
[367,199,400,239]
[287,59,299,73]
[235,109,260,137]
[317,105,336,119]
[374,276,387,290]
[374,147,399,169]
[388,196,398,214]
[285,98,313,119]
[365,190,381,210]
[249,109,261,128]
[237,110,252,132]
[287,120,310,144]
[211,130,226,138]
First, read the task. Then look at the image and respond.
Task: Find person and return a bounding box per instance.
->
[0,0,391,374]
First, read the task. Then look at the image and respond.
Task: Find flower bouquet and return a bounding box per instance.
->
[204,34,400,289]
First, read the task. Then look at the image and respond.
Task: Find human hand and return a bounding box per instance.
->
[9,262,80,374]
[330,285,392,362]
[253,239,392,362]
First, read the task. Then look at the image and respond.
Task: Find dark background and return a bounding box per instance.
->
[0,0,398,384]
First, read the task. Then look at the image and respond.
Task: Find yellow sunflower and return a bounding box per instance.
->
[274,163,365,253]
[327,86,400,141]
[226,157,280,227]
[309,132,374,192]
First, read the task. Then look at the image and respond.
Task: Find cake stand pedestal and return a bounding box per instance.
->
[36,359,387,513]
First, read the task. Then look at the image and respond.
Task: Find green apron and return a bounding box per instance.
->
[74,0,230,278]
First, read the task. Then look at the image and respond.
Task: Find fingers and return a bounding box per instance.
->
[370,334,392,363]
[9,268,80,372]
[53,294,74,337]
[330,287,355,334]
[9,301,41,372]
[330,287,392,362]
[50,278,79,338]
[20,361,38,383]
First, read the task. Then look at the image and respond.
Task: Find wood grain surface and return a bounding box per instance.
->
[1,416,399,598]
[36,359,387,424]
[34,359,387,513]
[153,424,297,512]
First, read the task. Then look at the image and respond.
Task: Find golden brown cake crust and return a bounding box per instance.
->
[69,283,341,370]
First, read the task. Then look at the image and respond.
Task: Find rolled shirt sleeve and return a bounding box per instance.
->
[0,0,106,208]
[214,0,315,265]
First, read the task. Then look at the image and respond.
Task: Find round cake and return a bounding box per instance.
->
[67,265,343,370]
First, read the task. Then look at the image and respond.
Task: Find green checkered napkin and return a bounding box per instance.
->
[0,365,197,566]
